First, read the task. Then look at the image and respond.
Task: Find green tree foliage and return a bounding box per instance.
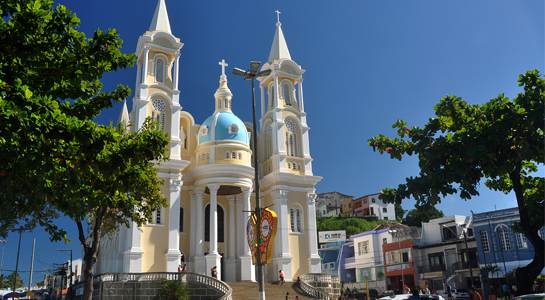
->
[0,1,169,299]
[368,70,544,294]
[157,279,188,300]
[317,217,386,236]
[0,272,24,289]
[402,206,444,227]
[394,202,405,221]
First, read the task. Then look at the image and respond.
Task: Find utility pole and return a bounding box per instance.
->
[12,228,25,300]
[0,239,6,276]
[233,61,271,300]
[57,249,73,286]
[28,238,36,295]
[462,228,474,289]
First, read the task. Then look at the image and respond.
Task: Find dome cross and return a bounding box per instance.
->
[219,59,228,77]
[275,10,281,25]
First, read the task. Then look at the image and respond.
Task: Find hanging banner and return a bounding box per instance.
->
[246,208,278,265]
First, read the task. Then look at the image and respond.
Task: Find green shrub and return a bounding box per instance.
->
[156,279,188,300]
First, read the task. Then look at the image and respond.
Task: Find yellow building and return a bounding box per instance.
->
[98,0,322,282]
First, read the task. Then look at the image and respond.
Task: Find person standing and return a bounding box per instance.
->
[211,266,218,279]
[279,270,285,286]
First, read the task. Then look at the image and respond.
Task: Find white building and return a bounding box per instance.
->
[353,193,396,221]
[414,215,479,291]
[98,0,322,282]
[344,227,394,291]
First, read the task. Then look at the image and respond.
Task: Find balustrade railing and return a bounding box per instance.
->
[298,273,341,299]
[93,272,232,299]
[285,157,305,174]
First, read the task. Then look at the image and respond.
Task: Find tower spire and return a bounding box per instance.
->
[149,0,172,34]
[118,99,130,129]
[214,59,233,112]
[268,10,291,62]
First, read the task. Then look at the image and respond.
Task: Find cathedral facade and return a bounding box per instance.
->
[98,0,322,282]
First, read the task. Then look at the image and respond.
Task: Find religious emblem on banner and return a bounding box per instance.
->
[246,208,278,265]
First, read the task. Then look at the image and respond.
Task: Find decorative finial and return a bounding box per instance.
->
[218,59,228,78]
[275,10,281,26]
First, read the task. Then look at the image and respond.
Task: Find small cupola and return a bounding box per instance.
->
[215,59,233,112]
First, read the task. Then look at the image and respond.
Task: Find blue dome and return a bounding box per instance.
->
[198,112,249,144]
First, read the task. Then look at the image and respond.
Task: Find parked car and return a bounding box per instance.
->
[379,294,445,300]
[379,294,412,300]
[513,293,545,300]
[436,289,470,300]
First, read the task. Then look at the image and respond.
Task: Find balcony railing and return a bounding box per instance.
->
[286,157,305,174]
[452,261,479,270]
[417,264,446,273]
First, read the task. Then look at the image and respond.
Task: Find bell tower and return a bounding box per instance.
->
[123,0,189,274]
[258,12,312,177]
[132,0,184,160]
[257,12,322,281]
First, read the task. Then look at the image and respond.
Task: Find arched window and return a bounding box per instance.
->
[515,232,528,249]
[282,82,292,106]
[152,98,167,132]
[285,119,300,157]
[263,121,273,160]
[289,206,303,233]
[155,57,165,83]
[269,84,275,109]
[205,204,224,243]
[496,225,511,251]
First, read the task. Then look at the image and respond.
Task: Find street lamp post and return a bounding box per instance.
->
[233,61,271,300]
[388,229,405,291]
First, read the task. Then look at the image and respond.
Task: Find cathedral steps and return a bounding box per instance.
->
[228,281,315,300]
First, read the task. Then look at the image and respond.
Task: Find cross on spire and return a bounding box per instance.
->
[218,59,228,77]
[275,10,281,25]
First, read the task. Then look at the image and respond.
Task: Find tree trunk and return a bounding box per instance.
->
[514,228,544,294]
[82,249,95,300]
[510,168,544,294]
[76,210,104,300]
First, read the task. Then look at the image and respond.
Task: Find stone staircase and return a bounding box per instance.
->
[228,281,315,300]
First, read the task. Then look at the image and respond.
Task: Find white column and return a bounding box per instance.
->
[297,79,305,112]
[205,184,222,279]
[193,187,206,274]
[239,188,255,281]
[260,84,265,117]
[173,52,180,91]
[208,184,219,255]
[273,73,280,108]
[188,190,196,257]
[165,176,182,272]
[142,46,150,85]
[225,196,237,281]
[134,46,150,131]
[123,222,142,272]
[306,192,321,273]
[271,190,292,281]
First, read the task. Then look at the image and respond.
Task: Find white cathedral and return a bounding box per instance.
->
[98,0,322,282]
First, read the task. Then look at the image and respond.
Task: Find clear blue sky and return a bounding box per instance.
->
[3,0,543,285]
